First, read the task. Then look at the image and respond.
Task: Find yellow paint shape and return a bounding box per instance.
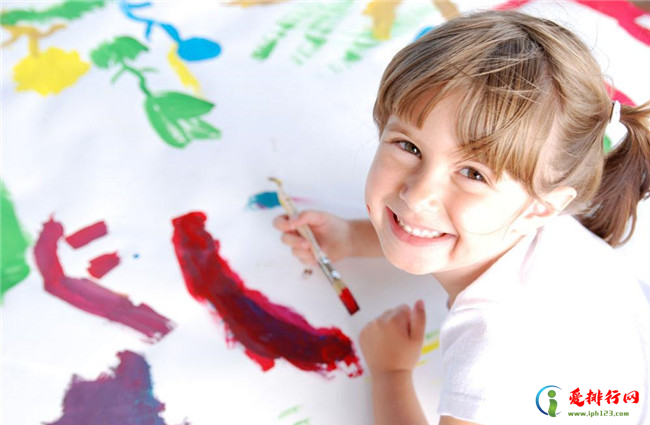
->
[421,338,439,355]
[2,24,66,56]
[363,0,403,41]
[432,0,460,20]
[167,47,201,95]
[416,332,440,367]
[13,47,90,95]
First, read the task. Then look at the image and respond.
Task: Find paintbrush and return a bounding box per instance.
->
[269,177,360,315]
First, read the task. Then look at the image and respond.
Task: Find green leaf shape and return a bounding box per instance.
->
[90,36,148,69]
[1,182,31,302]
[0,0,105,26]
[144,92,221,148]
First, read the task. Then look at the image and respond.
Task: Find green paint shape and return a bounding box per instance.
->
[278,406,302,420]
[252,8,307,60]
[292,0,354,65]
[90,36,220,148]
[1,182,31,301]
[90,36,149,70]
[331,3,433,72]
[604,135,612,153]
[144,92,221,148]
[0,0,105,26]
[292,420,310,425]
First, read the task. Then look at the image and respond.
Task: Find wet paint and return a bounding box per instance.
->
[172,211,363,377]
[65,221,108,249]
[90,36,221,148]
[0,183,31,300]
[34,216,174,342]
[87,252,120,278]
[119,0,221,61]
[246,191,281,210]
[46,351,188,425]
[363,0,403,40]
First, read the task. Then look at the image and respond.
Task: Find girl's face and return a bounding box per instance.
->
[365,93,533,284]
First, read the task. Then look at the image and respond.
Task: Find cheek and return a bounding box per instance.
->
[452,193,524,236]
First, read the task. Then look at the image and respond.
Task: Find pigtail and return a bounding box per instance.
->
[578,101,650,247]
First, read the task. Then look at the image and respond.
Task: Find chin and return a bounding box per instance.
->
[381,246,439,276]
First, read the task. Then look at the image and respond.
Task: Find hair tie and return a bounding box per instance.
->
[610,100,621,124]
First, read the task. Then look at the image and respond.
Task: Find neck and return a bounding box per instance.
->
[434,235,525,309]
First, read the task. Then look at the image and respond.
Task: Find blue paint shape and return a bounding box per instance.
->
[246,191,281,210]
[119,0,221,61]
[414,25,434,40]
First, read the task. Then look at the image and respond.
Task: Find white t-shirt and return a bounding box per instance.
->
[438,215,650,425]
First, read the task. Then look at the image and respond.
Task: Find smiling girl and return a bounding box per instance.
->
[274,10,650,425]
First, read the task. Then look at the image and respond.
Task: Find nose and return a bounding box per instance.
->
[399,167,445,213]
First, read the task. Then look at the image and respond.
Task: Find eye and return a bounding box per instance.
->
[396,141,421,157]
[459,167,486,183]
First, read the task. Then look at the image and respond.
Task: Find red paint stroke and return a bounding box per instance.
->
[34,216,174,342]
[171,211,363,378]
[576,0,650,46]
[493,0,532,11]
[65,221,108,249]
[495,0,650,46]
[87,252,120,278]
[339,287,360,315]
[46,351,189,425]
[604,82,637,106]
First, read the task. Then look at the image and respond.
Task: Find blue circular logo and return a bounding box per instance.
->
[536,385,562,416]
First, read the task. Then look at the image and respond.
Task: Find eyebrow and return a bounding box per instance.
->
[384,120,415,138]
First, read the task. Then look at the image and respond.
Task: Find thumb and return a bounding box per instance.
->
[409,300,426,344]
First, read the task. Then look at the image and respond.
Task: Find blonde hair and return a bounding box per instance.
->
[374,10,650,247]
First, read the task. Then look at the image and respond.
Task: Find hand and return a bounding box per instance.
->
[359,300,426,375]
[273,210,353,265]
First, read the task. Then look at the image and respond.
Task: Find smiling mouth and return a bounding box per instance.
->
[393,212,446,239]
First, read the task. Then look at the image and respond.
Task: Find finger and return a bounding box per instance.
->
[409,300,427,343]
[292,210,327,228]
[281,232,309,248]
[272,215,291,231]
[291,247,317,265]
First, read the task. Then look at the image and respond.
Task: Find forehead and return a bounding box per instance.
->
[383,93,462,146]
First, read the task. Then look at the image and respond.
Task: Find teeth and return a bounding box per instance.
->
[397,216,443,238]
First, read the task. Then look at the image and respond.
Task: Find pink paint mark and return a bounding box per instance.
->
[171,211,363,378]
[493,0,532,11]
[46,351,189,425]
[87,252,120,278]
[576,0,650,46]
[65,221,108,249]
[604,82,637,106]
[34,216,174,342]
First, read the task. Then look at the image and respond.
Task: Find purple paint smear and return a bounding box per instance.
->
[34,216,174,342]
[46,351,189,425]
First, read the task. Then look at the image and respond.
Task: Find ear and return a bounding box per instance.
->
[512,186,577,235]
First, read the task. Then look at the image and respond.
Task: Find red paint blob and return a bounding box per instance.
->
[65,221,108,249]
[339,287,360,315]
[171,211,363,378]
[34,216,174,342]
[87,252,120,278]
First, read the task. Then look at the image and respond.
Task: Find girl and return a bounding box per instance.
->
[274,10,650,425]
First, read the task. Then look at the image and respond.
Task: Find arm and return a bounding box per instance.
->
[360,301,429,425]
[371,371,428,425]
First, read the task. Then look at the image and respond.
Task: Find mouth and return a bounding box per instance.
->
[387,207,452,246]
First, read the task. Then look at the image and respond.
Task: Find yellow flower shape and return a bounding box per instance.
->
[13,47,90,96]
